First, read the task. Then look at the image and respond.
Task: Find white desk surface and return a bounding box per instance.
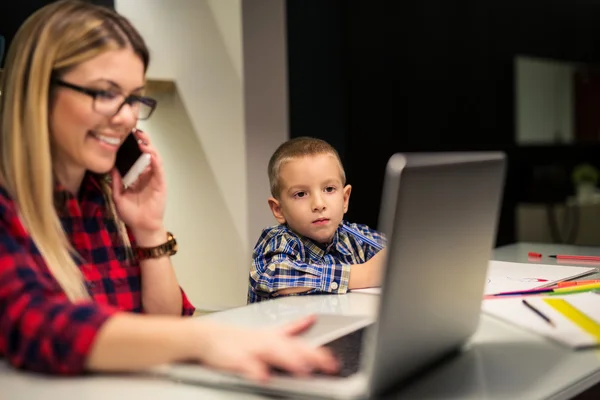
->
[2,243,600,400]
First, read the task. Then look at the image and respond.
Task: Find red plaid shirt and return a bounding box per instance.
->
[0,173,195,374]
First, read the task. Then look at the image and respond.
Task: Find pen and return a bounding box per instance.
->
[522,299,555,327]
[549,254,600,262]
[492,282,600,297]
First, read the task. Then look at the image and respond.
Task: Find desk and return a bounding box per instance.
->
[2,244,600,399]
[495,242,600,281]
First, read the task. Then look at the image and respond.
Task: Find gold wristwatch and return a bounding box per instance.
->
[135,231,178,261]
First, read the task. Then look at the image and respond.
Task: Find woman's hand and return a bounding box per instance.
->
[111,129,167,245]
[192,315,339,382]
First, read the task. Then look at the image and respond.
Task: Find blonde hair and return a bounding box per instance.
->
[0,0,149,301]
[268,137,346,198]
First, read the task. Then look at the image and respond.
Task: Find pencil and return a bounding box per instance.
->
[522,299,555,327]
[551,282,600,295]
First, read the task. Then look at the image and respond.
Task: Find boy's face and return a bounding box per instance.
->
[268,154,351,244]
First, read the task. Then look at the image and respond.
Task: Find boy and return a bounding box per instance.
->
[248,137,387,303]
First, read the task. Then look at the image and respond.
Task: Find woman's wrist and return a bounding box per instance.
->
[86,314,200,371]
[186,319,219,362]
[132,226,168,247]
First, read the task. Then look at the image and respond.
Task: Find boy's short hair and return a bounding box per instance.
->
[268,137,346,198]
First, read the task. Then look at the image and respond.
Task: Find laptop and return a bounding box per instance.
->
[157,152,506,399]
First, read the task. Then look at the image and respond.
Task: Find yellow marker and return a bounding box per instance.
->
[543,298,600,343]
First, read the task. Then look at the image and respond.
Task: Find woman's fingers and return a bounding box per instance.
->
[279,315,317,336]
[238,357,271,383]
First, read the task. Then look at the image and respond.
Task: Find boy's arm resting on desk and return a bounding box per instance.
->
[263,249,387,296]
[249,231,388,299]
[249,232,351,300]
[250,251,351,298]
[274,251,385,295]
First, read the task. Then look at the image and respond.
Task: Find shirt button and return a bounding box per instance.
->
[330,281,339,290]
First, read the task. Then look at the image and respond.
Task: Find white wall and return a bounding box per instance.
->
[137,88,247,310]
[515,56,575,144]
[242,0,289,246]
[116,0,288,309]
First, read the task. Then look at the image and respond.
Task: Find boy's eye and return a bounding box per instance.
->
[294,191,307,198]
[324,186,336,193]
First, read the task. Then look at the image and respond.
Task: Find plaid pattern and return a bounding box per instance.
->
[0,173,194,374]
[248,220,386,303]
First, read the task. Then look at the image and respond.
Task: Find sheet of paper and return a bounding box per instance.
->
[482,292,600,348]
[484,261,597,295]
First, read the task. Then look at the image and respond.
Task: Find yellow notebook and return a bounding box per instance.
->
[482,292,600,348]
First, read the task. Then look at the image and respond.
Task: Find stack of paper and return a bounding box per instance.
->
[350,260,597,296]
[483,292,600,348]
[484,260,597,295]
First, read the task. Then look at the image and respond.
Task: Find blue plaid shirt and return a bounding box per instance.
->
[248,220,386,303]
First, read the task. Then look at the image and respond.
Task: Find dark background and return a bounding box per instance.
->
[3,0,600,247]
[0,0,114,67]
[286,0,600,247]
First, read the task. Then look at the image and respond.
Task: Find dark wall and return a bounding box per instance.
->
[286,0,600,246]
[286,0,348,164]
[0,0,115,67]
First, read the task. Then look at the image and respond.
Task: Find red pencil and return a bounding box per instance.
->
[549,254,600,262]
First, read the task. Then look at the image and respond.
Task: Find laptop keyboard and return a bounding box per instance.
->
[274,327,365,378]
[319,327,365,377]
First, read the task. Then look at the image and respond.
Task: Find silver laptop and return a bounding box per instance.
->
[157,152,506,399]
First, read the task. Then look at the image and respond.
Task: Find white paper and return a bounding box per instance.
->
[484,261,597,295]
[349,261,597,296]
[482,293,600,348]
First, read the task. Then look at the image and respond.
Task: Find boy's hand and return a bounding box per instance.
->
[349,248,387,289]
[192,315,339,382]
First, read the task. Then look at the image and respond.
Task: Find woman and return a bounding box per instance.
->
[0,0,337,381]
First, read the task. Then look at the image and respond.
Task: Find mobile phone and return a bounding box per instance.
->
[115,131,151,188]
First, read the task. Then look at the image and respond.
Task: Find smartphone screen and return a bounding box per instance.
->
[115,132,143,177]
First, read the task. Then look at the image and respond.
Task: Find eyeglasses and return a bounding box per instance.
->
[53,79,157,120]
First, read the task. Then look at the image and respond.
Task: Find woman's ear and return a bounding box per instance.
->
[268,197,287,224]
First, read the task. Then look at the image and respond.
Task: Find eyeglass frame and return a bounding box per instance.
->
[51,79,158,120]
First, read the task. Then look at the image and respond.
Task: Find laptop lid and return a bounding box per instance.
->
[362,152,506,396]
